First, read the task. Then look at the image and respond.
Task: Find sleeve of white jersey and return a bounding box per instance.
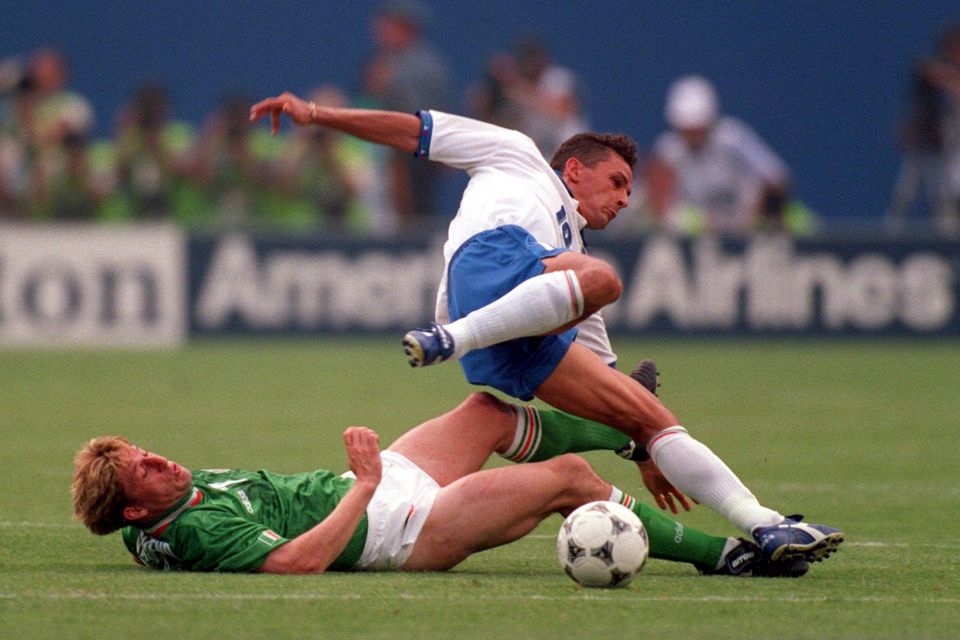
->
[420,110,545,174]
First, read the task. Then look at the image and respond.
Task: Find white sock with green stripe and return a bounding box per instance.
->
[444,270,584,359]
[607,486,638,511]
[500,405,544,463]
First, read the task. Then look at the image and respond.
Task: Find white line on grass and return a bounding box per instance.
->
[0,592,957,605]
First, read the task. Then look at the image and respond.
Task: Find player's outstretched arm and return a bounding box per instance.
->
[249,92,421,152]
[257,427,382,574]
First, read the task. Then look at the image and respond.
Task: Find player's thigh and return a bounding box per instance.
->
[403,458,590,571]
[386,393,515,487]
[535,342,677,441]
[447,225,566,320]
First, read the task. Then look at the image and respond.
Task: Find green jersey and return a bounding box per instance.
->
[121,467,367,572]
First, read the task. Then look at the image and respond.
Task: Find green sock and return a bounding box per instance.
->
[609,487,728,569]
[500,405,633,462]
[500,406,729,571]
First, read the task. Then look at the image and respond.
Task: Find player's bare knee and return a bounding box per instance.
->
[549,455,606,504]
[579,262,622,309]
[549,454,595,482]
[596,262,623,300]
[459,392,518,451]
[459,391,506,413]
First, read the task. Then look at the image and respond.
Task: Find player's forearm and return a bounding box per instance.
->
[312,106,421,154]
[258,480,377,574]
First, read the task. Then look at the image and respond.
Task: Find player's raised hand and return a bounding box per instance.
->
[249,92,313,135]
[342,426,382,487]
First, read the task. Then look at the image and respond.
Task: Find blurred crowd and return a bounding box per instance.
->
[0,2,457,237]
[2,4,958,238]
[884,22,960,236]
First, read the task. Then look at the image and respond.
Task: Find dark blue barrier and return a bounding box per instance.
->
[189,234,442,336]
[189,234,960,337]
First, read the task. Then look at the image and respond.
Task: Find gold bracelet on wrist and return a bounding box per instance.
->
[308,101,318,123]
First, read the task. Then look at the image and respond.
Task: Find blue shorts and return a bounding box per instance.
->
[447,225,577,401]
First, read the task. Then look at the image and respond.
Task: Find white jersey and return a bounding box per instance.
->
[420,110,616,365]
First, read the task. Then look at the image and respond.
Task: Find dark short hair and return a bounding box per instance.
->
[549,132,638,171]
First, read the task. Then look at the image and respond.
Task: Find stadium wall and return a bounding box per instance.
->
[1,225,957,347]
[7,1,959,222]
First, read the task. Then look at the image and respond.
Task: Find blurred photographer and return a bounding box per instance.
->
[888,22,960,235]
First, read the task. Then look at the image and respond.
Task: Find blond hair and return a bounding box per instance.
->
[71,436,131,535]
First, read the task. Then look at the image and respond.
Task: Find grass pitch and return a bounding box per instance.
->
[1,338,957,639]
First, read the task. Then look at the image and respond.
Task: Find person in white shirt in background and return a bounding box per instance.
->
[646,75,792,236]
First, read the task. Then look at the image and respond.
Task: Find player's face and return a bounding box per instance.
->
[119,445,193,518]
[568,152,633,229]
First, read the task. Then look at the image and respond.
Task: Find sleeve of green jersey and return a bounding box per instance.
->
[170,512,289,572]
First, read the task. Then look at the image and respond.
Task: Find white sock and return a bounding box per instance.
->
[607,486,638,511]
[647,427,783,535]
[445,270,583,359]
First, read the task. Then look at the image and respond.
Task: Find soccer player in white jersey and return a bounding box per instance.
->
[249,93,843,564]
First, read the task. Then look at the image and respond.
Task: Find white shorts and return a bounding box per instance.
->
[342,451,440,570]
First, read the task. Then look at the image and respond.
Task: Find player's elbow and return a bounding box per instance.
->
[259,543,330,575]
[260,558,327,575]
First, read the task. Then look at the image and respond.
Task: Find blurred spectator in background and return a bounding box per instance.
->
[643,75,811,237]
[353,55,402,236]
[193,93,288,231]
[0,56,33,217]
[26,47,95,149]
[469,36,589,158]
[103,83,204,225]
[369,0,453,228]
[22,48,99,220]
[31,128,108,220]
[273,85,376,234]
[0,47,98,220]
[887,22,960,236]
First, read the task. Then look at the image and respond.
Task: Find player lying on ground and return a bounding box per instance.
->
[249,94,844,565]
[73,385,809,576]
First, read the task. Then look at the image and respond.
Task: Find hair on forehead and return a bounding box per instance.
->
[549,132,638,172]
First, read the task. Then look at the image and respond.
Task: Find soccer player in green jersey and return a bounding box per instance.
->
[72,390,807,577]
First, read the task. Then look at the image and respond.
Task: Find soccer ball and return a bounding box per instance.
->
[557,501,649,587]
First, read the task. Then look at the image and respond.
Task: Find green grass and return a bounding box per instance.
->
[1,338,958,639]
